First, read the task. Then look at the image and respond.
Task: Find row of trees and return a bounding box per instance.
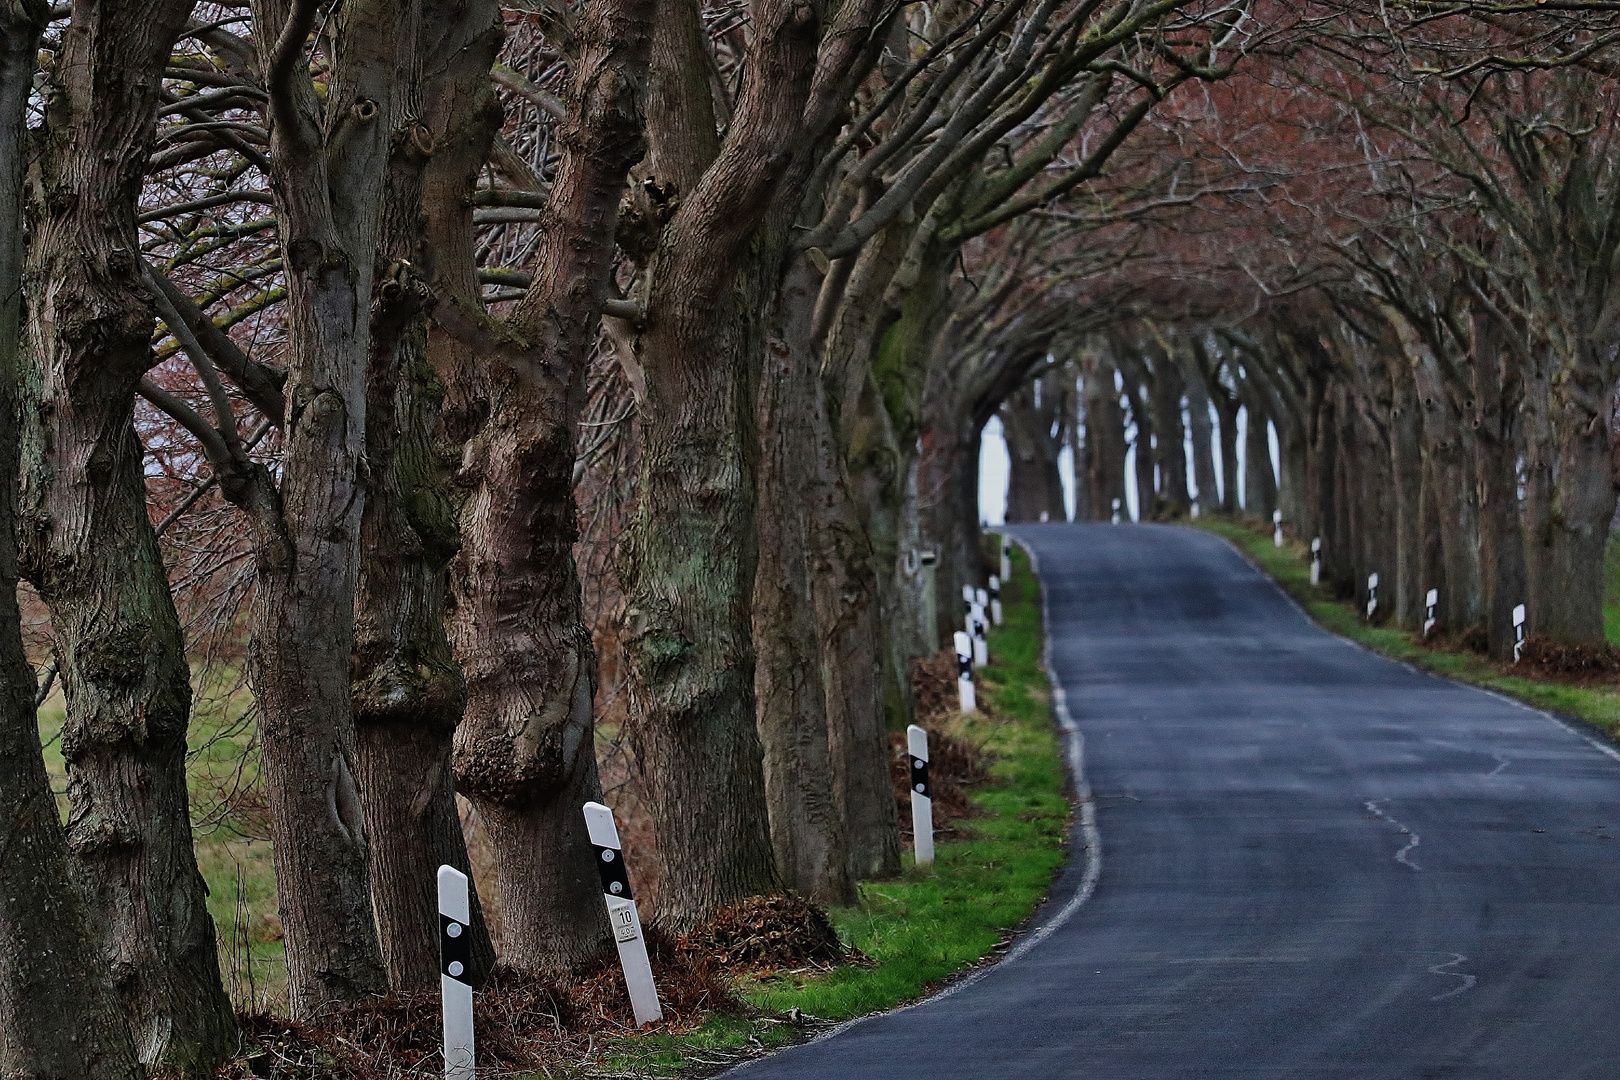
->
[997,3,1620,665]
[0,0,1247,1075]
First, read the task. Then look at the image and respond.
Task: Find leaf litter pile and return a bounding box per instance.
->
[215,901,867,1077]
[896,650,995,839]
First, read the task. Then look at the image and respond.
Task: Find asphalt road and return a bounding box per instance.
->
[728,523,1620,1079]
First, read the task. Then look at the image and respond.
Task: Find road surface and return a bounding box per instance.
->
[728,523,1620,1079]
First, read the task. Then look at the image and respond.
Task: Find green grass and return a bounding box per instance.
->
[593,543,1070,1077]
[1196,517,1620,738]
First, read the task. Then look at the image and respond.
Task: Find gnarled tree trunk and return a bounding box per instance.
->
[0,6,143,1075]
[16,1,234,1068]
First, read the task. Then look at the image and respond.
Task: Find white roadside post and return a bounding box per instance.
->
[972,588,990,666]
[961,583,975,643]
[582,802,662,1027]
[1273,509,1284,548]
[954,630,976,714]
[989,575,1003,626]
[1513,604,1527,663]
[1191,498,1200,520]
[438,866,475,1080]
[1111,497,1122,525]
[1423,589,1439,638]
[907,724,934,868]
[1309,538,1321,586]
[1000,537,1012,581]
[1366,572,1379,620]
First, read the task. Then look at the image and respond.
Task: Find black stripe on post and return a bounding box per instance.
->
[440,914,472,984]
[593,844,633,900]
[910,756,931,799]
[956,653,972,679]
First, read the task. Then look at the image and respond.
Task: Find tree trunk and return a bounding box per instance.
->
[1083,356,1128,520]
[754,256,855,904]
[450,0,655,971]
[1389,353,1424,627]
[1243,395,1277,520]
[619,0,843,929]
[1001,372,1065,523]
[1543,387,1617,643]
[353,0,503,990]
[1150,353,1190,517]
[0,7,143,1075]
[1128,382,1157,520]
[1520,347,1555,636]
[1210,375,1241,515]
[1470,309,1529,660]
[247,0,406,1013]
[15,1,234,1067]
[1182,350,1220,514]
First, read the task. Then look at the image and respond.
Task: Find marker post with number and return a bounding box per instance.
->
[1366,572,1379,620]
[954,630,975,714]
[1309,538,1321,586]
[582,802,662,1027]
[1273,510,1284,548]
[1423,589,1439,638]
[907,724,934,868]
[1513,604,1527,663]
[989,575,1003,626]
[438,866,475,1080]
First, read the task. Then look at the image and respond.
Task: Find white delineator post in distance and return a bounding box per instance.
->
[989,575,1003,626]
[972,588,990,666]
[1513,604,1527,663]
[1309,538,1321,586]
[954,630,975,714]
[1000,537,1012,581]
[582,802,663,1026]
[1111,497,1122,525]
[962,583,975,644]
[1423,589,1439,638]
[1366,572,1379,620]
[907,724,934,868]
[438,866,475,1080]
[1273,509,1284,547]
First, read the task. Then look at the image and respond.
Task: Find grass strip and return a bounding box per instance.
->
[593,542,1070,1077]
[1195,517,1620,737]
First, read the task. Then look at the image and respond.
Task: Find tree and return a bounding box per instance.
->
[16,1,235,1065]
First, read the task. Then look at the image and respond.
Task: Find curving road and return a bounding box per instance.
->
[728,523,1620,1080]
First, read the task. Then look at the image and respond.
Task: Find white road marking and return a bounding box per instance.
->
[1428,953,1477,1001]
[1365,800,1421,870]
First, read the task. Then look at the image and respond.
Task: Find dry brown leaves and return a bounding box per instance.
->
[1514,634,1620,682]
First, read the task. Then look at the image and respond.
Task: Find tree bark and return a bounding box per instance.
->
[1470,307,1529,660]
[351,0,503,991]
[1149,351,1190,517]
[1182,345,1220,514]
[754,255,855,905]
[1242,393,1277,520]
[1388,350,1424,627]
[1208,366,1241,515]
[16,1,234,1067]
[619,0,839,929]
[1082,353,1128,520]
[449,0,655,971]
[0,6,143,1076]
[1001,372,1065,523]
[246,0,407,1014]
[1543,384,1617,643]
